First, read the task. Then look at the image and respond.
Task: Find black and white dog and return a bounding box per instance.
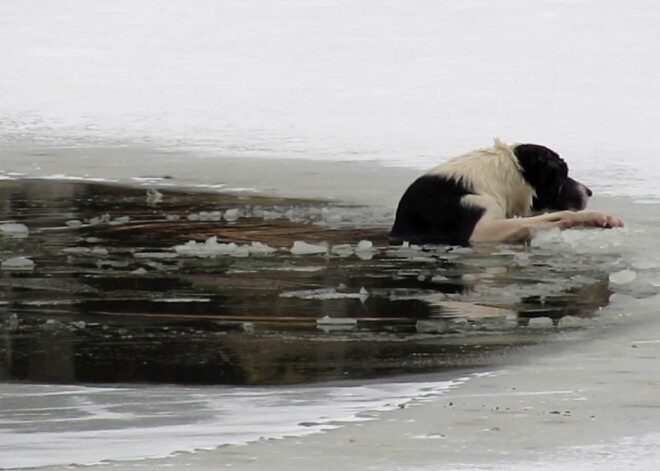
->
[389,139,623,245]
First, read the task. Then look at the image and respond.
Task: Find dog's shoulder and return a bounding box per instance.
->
[389,172,485,245]
[425,140,533,218]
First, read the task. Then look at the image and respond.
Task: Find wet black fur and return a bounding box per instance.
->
[389,144,591,246]
[389,175,485,246]
[515,144,591,212]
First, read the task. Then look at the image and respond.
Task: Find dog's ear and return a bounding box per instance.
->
[514,144,569,211]
[514,144,568,190]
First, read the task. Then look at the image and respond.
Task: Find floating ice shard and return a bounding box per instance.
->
[89,214,111,225]
[1,257,35,271]
[232,245,250,257]
[223,208,241,222]
[110,216,130,226]
[514,253,531,267]
[316,316,358,331]
[321,207,343,225]
[632,258,660,270]
[198,211,223,221]
[330,244,354,256]
[609,269,637,285]
[527,317,554,329]
[316,316,357,326]
[281,288,367,300]
[65,220,83,229]
[0,223,29,237]
[248,241,278,255]
[290,241,329,255]
[146,188,163,205]
[355,240,374,252]
[173,236,276,257]
[355,240,376,260]
[133,251,178,259]
[431,275,449,283]
[62,247,92,255]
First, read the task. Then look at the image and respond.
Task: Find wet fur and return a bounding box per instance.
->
[389,139,593,245]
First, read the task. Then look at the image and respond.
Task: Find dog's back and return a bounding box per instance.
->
[388,174,485,246]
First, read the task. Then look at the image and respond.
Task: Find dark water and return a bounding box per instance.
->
[0,180,611,385]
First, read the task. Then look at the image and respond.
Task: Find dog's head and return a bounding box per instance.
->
[513,143,592,212]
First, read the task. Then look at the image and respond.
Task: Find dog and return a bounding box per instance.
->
[389,139,624,245]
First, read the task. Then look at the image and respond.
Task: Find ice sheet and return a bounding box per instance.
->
[0,378,465,468]
[1,0,660,200]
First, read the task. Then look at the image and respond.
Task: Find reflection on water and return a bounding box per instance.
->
[0,180,613,385]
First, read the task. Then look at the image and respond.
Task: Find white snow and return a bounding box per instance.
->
[0,378,466,468]
[2,0,660,200]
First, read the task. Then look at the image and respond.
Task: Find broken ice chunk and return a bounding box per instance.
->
[1,257,35,271]
[66,220,83,229]
[290,241,329,255]
[316,316,358,331]
[146,188,163,205]
[609,269,637,285]
[0,223,29,238]
[223,208,241,222]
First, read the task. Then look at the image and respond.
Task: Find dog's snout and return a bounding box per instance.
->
[584,185,593,198]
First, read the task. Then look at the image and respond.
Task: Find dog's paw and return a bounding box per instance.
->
[572,211,624,228]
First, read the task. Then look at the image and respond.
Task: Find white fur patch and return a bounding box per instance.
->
[425,139,534,218]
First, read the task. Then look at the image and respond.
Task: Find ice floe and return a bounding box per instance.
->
[65,219,83,229]
[62,246,109,256]
[290,241,329,255]
[316,316,358,331]
[146,188,163,205]
[223,208,241,222]
[1,257,35,271]
[609,269,637,286]
[281,286,369,301]
[0,223,29,238]
[174,236,277,257]
[88,214,129,226]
